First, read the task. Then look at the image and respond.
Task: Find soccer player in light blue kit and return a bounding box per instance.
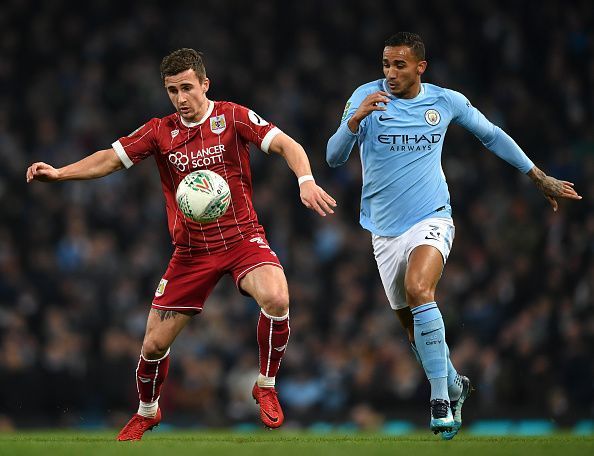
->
[326,32,582,438]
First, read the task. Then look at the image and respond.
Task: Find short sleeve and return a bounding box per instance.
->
[112,118,160,168]
[232,105,282,154]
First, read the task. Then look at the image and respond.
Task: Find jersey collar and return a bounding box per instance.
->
[179,100,214,127]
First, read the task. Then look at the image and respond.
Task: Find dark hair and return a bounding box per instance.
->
[160,48,206,81]
[384,32,425,60]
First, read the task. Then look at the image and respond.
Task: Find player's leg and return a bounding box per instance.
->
[118,253,220,441]
[405,244,454,432]
[241,265,290,384]
[374,232,458,393]
[239,264,289,428]
[375,220,467,435]
[399,303,471,439]
[136,309,193,414]
[395,307,415,342]
[117,309,192,441]
[394,307,463,406]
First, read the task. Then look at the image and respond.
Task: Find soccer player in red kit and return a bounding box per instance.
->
[26,48,337,440]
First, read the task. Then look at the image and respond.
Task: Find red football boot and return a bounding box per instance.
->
[252,383,284,428]
[116,408,162,441]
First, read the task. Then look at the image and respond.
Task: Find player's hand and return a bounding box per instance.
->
[529,167,582,211]
[348,91,391,133]
[299,181,337,217]
[538,178,582,212]
[26,162,60,183]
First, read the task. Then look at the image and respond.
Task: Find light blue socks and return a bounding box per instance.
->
[410,342,462,401]
[445,344,462,401]
[411,302,448,401]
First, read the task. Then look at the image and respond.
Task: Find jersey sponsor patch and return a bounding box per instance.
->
[210,114,226,135]
[168,151,189,172]
[155,278,168,297]
[248,110,269,126]
[424,109,441,126]
[341,101,351,121]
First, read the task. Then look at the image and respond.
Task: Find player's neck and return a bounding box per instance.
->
[400,82,422,99]
[196,99,211,120]
[180,99,213,126]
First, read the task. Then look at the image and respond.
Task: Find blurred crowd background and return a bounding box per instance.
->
[1,0,593,430]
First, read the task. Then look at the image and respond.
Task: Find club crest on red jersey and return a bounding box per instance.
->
[155,278,168,297]
[210,115,226,135]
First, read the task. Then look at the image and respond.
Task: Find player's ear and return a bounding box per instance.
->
[203,77,210,93]
[417,60,427,75]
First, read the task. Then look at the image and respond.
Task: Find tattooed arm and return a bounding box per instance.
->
[527,166,582,212]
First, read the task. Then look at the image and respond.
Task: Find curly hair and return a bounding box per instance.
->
[160,48,206,82]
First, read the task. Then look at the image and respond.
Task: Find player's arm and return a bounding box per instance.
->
[448,90,582,210]
[26,148,124,183]
[472,126,582,211]
[326,90,390,167]
[268,132,337,217]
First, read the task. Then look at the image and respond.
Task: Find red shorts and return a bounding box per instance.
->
[151,234,283,313]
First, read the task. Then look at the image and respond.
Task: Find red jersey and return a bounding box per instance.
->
[112,101,281,255]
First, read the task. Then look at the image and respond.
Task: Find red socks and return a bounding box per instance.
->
[136,349,170,403]
[257,310,290,382]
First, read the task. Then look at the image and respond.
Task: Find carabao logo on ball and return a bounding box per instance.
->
[176,170,231,223]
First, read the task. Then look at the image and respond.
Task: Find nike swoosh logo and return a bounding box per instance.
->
[421,328,441,336]
[379,115,394,121]
[263,410,278,423]
[138,377,152,383]
[273,345,287,352]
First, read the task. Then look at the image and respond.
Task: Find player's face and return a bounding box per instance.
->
[382,46,427,98]
[164,69,210,122]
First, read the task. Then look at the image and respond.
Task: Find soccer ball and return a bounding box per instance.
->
[176,170,231,223]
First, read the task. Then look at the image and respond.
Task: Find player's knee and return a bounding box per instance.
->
[404,279,435,306]
[142,339,170,359]
[260,289,289,317]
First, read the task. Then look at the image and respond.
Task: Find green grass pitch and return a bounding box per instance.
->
[0,431,592,456]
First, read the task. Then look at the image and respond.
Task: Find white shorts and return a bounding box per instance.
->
[372,217,455,310]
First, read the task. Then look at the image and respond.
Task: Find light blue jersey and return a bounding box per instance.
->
[327,80,534,236]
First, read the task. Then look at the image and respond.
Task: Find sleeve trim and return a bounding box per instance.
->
[260,127,282,154]
[340,121,360,136]
[112,140,134,168]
